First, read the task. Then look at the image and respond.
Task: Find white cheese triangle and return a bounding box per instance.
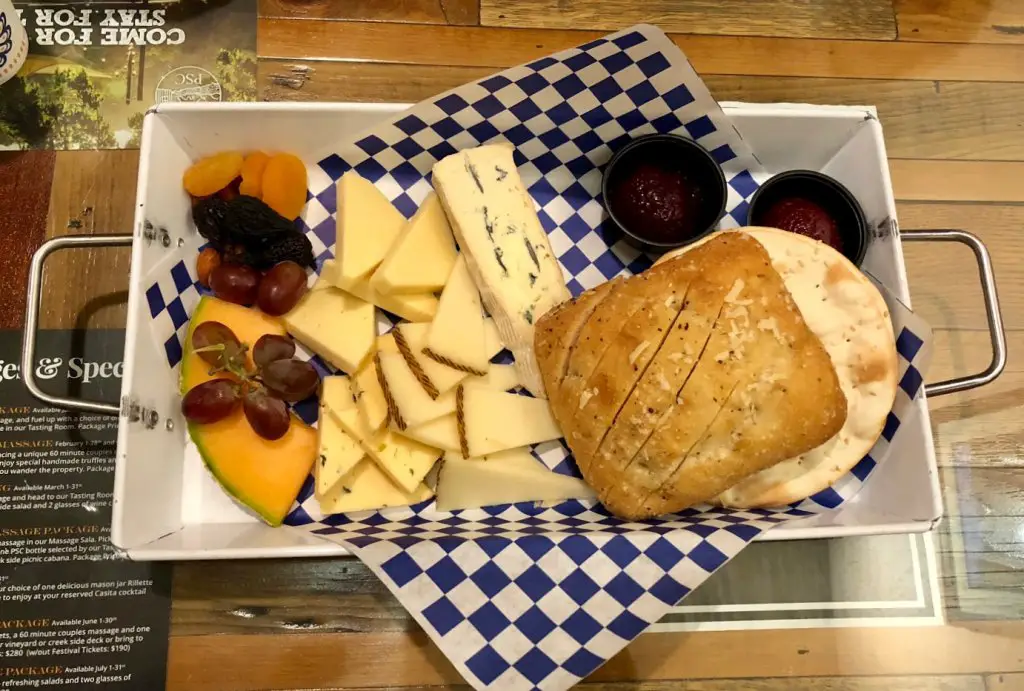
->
[336,172,407,282]
[395,414,460,452]
[323,259,438,323]
[442,447,545,472]
[378,351,457,428]
[316,376,364,496]
[318,458,433,515]
[424,254,489,374]
[370,193,458,295]
[331,406,440,494]
[352,359,388,433]
[462,385,562,456]
[282,284,375,373]
[435,456,595,511]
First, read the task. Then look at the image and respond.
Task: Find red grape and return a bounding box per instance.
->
[253,334,296,369]
[244,390,290,440]
[181,379,240,424]
[209,263,260,305]
[191,321,242,367]
[262,359,319,402]
[257,261,308,316]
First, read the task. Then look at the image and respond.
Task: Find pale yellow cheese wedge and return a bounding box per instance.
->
[283,281,375,373]
[396,414,460,452]
[370,193,458,295]
[462,386,561,456]
[331,405,440,493]
[435,456,595,511]
[323,259,438,323]
[442,447,546,472]
[352,359,388,433]
[378,351,457,427]
[425,255,489,374]
[336,172,407,282]
[318,457,433,515]
[315,376,364,496]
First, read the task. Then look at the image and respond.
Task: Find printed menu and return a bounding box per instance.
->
[0,330,170,690]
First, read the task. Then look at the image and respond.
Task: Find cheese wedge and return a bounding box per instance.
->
[396,414,459,451]
[384,320,504,361]
[473,363,519,391]
[393,323,468,397]
[315,376,365,496]
[424,254,489,374]
[283,282,375,373]
[443,448,546,472]
[436,456,595,511]
[370,193,458,295]
[352,358,388,433]
[319,457,433,514]
[336,172,407,282]
[322,259,437,323]
[331,406,440,493]
[463,386,562,456]
[432,144,571,397]
[378,351,457,428]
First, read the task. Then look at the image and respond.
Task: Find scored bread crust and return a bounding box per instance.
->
[537,232,848,520]
[661,228,897,508]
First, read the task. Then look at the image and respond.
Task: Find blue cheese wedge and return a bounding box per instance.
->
[432,144,571,398]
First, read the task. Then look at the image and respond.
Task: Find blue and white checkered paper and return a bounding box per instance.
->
[143,24,933,691]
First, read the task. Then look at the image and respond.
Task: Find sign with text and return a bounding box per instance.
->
[0,330,170,690]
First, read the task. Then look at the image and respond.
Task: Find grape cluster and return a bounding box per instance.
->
[206,259,309,316]
[182,322,319,440]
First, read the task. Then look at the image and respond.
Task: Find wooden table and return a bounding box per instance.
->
[4,1,1024,689]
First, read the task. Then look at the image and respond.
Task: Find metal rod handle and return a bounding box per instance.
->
[22,235,134,415]
[901,229,1006,397]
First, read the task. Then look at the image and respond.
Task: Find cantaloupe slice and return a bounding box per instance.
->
[181,296,317,526]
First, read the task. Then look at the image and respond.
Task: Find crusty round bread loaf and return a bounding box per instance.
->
[660,227,898,508]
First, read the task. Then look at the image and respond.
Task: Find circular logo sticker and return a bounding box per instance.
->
[155,66,222,104]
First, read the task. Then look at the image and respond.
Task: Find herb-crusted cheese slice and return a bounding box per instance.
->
[432,144,571,398]
[316,376,365,496]
[318,458,433,515]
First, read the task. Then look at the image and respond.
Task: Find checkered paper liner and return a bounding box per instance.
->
[141,24,934,691]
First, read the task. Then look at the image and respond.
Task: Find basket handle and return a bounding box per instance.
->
[21,234,134,415]
[901,229,1006,397]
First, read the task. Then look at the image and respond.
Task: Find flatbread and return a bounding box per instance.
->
[661,227,897,507]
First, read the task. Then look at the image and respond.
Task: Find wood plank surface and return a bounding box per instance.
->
[40,151,137,330]
[896,0,1024,45]
[480,0,898,40]
[258,0,448,23]
[0,151,54,329]
[257,60,1024,162]
[166,623,1024,690]
[258,20,1024,83]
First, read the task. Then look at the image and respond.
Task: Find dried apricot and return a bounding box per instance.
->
[239,152,270,198]
[183,152,244,197]
[196,247,222,287]
[261,153,307,221]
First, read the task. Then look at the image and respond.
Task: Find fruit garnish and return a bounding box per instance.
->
[191,320,244,368]
[182,379,241,424]
[258,261,309,316]
[209,263,261,306]
[183,152,245,197]
[243,389,290,441]
[184,328,316,440]
[261,153,308,221]
[192,196,315,270]
[261,358,319,403]
[239,152,271,198]
[253,334,296,369]
[196,247,222,288]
